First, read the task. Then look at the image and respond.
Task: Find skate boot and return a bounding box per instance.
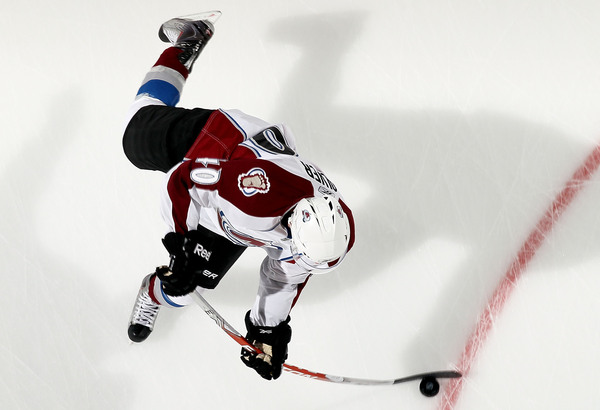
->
[128,273,161,343]
[158,13,217,72]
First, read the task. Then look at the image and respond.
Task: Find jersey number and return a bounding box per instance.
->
[190,158,222,185]
[251,126,296,155]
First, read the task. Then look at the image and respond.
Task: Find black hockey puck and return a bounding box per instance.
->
[419,376,440,397]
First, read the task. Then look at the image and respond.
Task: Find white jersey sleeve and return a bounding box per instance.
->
[249,257,311,326]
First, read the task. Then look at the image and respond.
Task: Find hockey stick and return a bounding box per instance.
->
[190,289,461,386]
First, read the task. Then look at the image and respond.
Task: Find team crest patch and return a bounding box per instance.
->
[238,168,270,196]
[302,209,311,222]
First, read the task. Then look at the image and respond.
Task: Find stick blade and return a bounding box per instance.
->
[393,370,462,384]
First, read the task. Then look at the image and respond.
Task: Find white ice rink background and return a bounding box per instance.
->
[2,1,600,409]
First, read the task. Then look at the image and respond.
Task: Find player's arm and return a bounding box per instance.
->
[240,257,311,380]
[157,159,219,295]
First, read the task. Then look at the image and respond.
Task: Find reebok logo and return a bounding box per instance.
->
[202,270,218,280]
[194,243,212,261]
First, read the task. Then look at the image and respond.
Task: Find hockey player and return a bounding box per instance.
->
[123,13,355,381]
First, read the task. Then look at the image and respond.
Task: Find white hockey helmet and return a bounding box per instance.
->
[288,196,351,272]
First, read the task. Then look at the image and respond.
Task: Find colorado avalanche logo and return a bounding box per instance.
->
[238,168,270,197]
[302,209,311,222]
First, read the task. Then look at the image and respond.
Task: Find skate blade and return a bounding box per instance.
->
[177,10,222,25]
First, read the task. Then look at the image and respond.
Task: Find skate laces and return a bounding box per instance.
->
[178,42,201,60]
[131,290,160,329]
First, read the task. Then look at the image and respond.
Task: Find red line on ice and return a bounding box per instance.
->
[439,143,600,410]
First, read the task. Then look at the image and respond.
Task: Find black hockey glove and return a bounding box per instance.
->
[240,311,292,380]
[159,231,214,296]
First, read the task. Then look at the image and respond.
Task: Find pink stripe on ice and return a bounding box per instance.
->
[439,143,600,410]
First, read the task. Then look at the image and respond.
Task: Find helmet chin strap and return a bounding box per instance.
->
[281,211,293,239]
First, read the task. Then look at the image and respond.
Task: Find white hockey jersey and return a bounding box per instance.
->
[160,109,355,326]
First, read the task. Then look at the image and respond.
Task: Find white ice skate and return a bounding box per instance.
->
[158,11,222,72]
[128,274,160,343]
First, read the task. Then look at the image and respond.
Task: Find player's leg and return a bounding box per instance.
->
[126,15,222,343]
[122,16,216,172]
[128,226,247,343]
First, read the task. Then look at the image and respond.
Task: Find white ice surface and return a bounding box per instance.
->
[2,1,600,409]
